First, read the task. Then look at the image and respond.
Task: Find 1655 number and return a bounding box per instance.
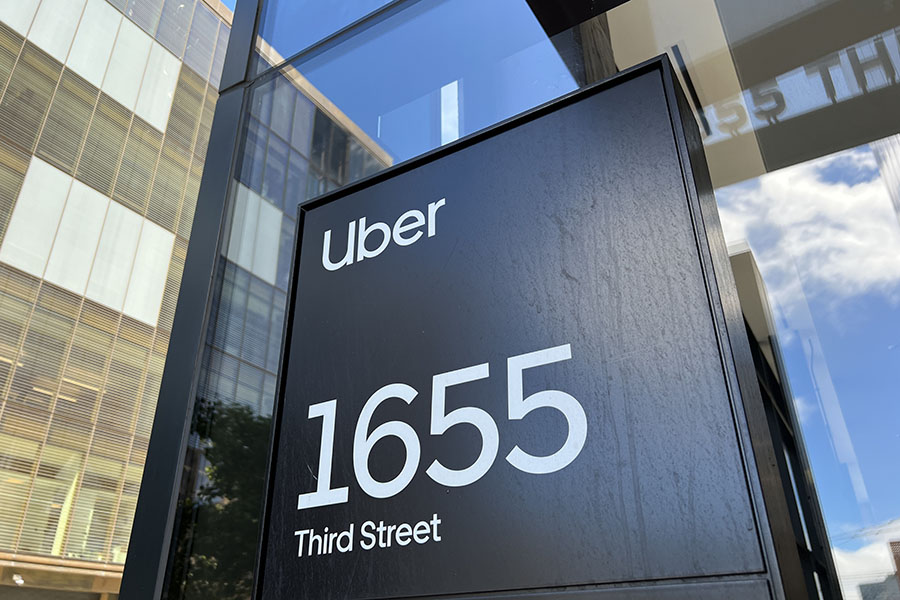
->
[297,344,586,510]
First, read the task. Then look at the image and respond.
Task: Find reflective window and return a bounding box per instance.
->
[165,56,391,596]
[67,0,122,89]
[44,180,108,294]
[256,0,395,66]
[292,0,577,163]
[183,3,219,80]
[0,0,40,37]
[0,157,70,277]
[27,0,85,63]
[155,0,196,58]
[126,0,164,36]
[103,18,153,110]
[136,44,182,131]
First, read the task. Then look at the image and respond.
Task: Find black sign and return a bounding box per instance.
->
[257,59,780,600]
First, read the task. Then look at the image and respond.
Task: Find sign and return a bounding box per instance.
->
[706,26,900,142]
[257,59,781,600]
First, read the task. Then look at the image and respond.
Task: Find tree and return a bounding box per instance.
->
[166,398,272,600]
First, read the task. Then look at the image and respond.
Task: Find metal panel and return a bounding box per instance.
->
[256,58,782,600]
[219,0,261,93]
[443,578,772,600]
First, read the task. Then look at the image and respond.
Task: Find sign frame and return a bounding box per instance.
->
[251,56,798,600]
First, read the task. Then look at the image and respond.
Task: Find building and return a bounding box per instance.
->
[0,1,387,597]
[859,575,900,600]
[871,136,900,227]
[0,0,231,594]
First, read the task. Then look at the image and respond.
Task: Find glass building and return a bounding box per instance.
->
[1,0,899,599]
[0,0,232,595]
[0,1,388,597]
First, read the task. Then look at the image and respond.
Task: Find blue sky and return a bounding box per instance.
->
[717,145,900,599]
[258,0,576,162]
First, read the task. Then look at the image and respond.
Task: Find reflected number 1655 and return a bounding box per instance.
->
[297,343,587,510]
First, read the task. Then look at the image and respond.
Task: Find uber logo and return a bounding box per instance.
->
[321,198,446,271]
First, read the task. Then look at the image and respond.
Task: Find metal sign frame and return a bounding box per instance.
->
[252,56,804,600]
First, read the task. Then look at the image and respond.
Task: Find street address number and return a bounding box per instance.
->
[297,344,586,510]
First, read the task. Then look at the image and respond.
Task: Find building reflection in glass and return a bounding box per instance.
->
[164,55,389,599]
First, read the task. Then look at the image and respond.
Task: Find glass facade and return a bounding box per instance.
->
[164,54,389,600]
[157,2,900,600]
[0,0,897,599]
[0,0,231,596]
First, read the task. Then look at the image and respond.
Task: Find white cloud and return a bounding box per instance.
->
[826,144,880,173]
[792,395,816,424]
[716,145,900,316]
[831,518,900,600]
[834,543,895,600]
[716,146,900,600]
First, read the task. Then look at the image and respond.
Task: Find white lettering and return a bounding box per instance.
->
[303,516,442,558]
[413,521,430,544]
[427,198,445,237]
[395,522,412,546]
[430,513,442,542]
[360,520,377,550]
[321,199,445,271]
[392,210,425,246]
[321,222,355,271]
[294,529,310,557]
[336,524,354,552]
[356,217,391,262]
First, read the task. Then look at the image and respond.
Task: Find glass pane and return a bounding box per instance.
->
[257,0,394,69]
[28,0,85,63]
[103,18,153,110]
[136,43,182,132]
[43,180,108,294]
[0,157,70,278]
[0,0,40,37]
[125,0,164,36]
[67,0,121,89]
[209,23,229,89]
[155,0,195,58]
[717,142,900,599]
[265,0,578,164]
[85,201,143,310]
[183,3,218,80]
[164,47,397,596]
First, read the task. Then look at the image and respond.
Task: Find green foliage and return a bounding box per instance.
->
[166,399,272,600]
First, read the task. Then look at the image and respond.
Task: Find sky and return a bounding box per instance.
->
[716,144,900,600]
[247,2,900,597]
[258,0,576,162]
